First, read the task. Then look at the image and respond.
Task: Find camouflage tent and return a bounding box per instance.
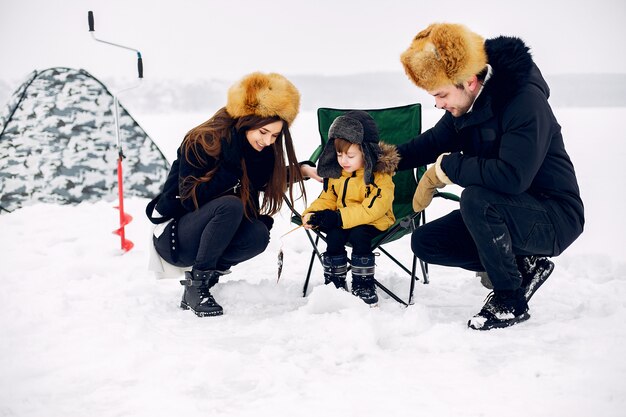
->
[0,67,169,213]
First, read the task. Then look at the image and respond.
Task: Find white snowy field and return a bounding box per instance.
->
[1,107,625,417]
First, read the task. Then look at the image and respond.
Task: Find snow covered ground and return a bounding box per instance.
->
[1,108,625,416]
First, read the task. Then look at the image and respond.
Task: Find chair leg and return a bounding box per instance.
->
[419,259,430,284]
[373,279,409,307]
[302,249,316,297]
[417,210,430,285]
[302,234,321,297]
[409,254,417,305]
[378,246,412,276]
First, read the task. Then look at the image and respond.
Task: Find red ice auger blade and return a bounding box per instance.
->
[112,156,134,252]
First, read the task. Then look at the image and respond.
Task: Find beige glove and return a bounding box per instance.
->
[435,153,453,185]
[413,153,454,212]
[412,165,446,212]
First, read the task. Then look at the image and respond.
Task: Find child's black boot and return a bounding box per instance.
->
[322,252,348,290]
[351,253,378,306]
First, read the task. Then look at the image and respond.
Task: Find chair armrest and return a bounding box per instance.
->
[434,190,460,202]
[308,144,324,163]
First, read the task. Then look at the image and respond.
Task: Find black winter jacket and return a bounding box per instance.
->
[153,129,274,221]
[396,36,584,254]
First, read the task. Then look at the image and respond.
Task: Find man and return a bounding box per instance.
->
[396,23,584,330]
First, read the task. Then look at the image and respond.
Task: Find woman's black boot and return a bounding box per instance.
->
[179,269,223,317]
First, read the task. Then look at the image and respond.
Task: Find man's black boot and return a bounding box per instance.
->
[468,288,530,330]
[517,256,555,302]
[179,269,224,317]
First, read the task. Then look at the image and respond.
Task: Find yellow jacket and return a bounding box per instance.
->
[303,169,395,231]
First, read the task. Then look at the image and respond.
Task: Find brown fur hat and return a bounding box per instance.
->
[400,23,487,91]
[226,72,300,126]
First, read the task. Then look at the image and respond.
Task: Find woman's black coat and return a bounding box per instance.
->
[153,129,274,221]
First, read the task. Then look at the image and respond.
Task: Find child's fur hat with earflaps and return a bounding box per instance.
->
[317,110,399,185]
[400,23,488,91]
[226,72,300,126]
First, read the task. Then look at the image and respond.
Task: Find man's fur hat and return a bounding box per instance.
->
[400,23,487,91]
[317,110,398,185]
[226,72,300,126]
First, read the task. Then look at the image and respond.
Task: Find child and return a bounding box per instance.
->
[302,110,399,305]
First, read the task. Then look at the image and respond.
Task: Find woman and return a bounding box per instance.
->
[146,72,310,317]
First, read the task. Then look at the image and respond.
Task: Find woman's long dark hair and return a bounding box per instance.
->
[180,107,306,217]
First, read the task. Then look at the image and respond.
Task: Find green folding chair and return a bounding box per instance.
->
[285,104,458,306]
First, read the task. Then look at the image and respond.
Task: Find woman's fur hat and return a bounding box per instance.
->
[226,72,300,126]
[317,110,387,185]
[400,23,487,91]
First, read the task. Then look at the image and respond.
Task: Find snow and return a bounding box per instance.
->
[1,108,625,417]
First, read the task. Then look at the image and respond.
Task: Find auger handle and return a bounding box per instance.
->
[87,10,144,79]
[137,54,143,78]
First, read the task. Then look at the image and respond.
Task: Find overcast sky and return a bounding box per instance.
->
[1,0,625,84]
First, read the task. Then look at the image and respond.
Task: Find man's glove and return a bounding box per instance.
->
[412,165,447,212]
[307,209,342,229]
[220,136,243,177]
[435,152,453,185]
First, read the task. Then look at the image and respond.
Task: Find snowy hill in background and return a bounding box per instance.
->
[91,72,626,112]
[2,72,626,115]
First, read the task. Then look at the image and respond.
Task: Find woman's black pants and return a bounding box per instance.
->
[155,196,270,271]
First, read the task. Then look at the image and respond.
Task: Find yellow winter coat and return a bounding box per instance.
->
[303,142,399,231]
[303,169,395,231]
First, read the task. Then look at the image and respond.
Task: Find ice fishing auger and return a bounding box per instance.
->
[88,11,143,252]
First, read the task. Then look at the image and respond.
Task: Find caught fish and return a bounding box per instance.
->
[276,224,304,283]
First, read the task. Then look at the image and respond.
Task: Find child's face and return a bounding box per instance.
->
[336,143,364,173]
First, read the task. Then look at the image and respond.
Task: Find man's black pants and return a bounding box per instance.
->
[411,186,556,290]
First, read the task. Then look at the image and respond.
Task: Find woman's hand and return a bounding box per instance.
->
[300,164,322,182]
